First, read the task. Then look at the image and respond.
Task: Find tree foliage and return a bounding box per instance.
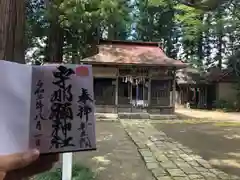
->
[26,0,132,64]
[25,0,240,74]
[131,0,240,72]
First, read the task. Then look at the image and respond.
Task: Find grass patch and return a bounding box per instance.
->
[34,163,95,180]
[214,122,240,127]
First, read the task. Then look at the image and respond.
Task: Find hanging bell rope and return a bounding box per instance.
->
[122,75,147,85]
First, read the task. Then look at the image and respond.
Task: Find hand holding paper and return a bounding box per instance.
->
[0,60,96,155]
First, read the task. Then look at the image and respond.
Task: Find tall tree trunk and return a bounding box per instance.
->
[148,9,154,41]
[45,22,64,63]
[197,15,204,62]
[197,30,204,70]
[217,30,223,69]
[215,8,224,69]
[83,27,99,59]
[0,0,25,63]
[165,2,175,58]
[203,14,212,69]
[45,0,63,63]
[108,23,117,40]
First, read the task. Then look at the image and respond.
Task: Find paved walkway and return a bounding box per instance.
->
[176,108,240,121]
[121,120,240,180]
[73,121,154,180]
[153,121,240,177]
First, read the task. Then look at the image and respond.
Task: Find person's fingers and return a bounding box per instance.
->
[15,161,55,178]
[29,154,59,169]
[4,154,59,179]
[26,154,59,176]
[0,149,40,171]
[0,171,6,180]
[40,154,59,162]
[28,154,59,170]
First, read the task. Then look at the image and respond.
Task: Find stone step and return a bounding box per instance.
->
[118,113,150,119]
[149,114,177,120]
[96,119,119,122]
[96,112,177,120]
[95,113,118,120]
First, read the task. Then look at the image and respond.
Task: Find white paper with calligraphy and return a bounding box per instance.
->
[0,60,96,155]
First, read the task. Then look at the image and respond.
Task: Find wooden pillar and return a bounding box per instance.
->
[148,78,151,107]
[198,88,201,108]
[130,83,132,102]
[115,69,119,113]
[143,82,145,104]
[115,77,118,106]
[170,80,172,106]
[172,70,176,111]
[205,86,208,108]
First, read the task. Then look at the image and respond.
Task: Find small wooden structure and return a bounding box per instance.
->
[176,68,209,109]
[176,67,238,109]
[82,39,186,114]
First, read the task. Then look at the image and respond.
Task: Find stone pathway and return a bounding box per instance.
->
[73,121,154,180]
[121,120,240,180]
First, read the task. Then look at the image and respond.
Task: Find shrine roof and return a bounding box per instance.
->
[177,67,237,85]
[177,68,207,85]
[82,39,187,69]
[205,67,235,82]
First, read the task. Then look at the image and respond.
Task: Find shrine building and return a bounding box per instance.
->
[82,39,187,117]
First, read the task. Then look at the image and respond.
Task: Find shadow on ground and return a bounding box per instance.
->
[73,122,154,180]
[153,121,240,177]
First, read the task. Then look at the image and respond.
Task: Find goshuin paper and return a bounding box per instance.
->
[0,60,96,155]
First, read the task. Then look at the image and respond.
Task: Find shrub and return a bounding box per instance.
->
[215,99,238,112]
[34,163,95,180]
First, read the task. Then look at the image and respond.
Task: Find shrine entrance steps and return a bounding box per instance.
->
[149,114,177,120]
[118,112,150,119]
[95,113,177,121]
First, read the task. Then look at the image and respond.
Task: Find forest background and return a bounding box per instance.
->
[1,0,240,109]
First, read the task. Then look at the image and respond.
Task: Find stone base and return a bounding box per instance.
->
[95,112,177,120]
[95,113,118,121]
[148,107,174,114]
[95,105,177,120]
[118,113,150,119]
[149,114,177,120]
[95,105,116,113]
[96,105,174,114]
